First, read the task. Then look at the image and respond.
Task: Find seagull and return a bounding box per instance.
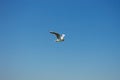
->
[50,31,65,42]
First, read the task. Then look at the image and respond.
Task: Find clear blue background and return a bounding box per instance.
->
[0,0,120,80]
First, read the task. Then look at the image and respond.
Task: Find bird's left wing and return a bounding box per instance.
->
[50,31,61,39]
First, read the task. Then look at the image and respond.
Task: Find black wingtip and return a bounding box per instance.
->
[50,31,53,33]
[50,31,55,34]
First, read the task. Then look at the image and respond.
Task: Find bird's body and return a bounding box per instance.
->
[50,31,65,42]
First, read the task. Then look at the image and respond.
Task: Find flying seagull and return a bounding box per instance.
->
[50,31,65,42]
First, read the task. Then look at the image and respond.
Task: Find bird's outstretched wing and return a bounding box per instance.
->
[61,34,65,39]
[50,31,60,39]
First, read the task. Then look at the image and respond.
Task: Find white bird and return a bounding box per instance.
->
[50,31,65,42]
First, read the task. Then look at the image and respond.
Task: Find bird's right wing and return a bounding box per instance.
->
[50,31,61,39]
[61,34,65,39]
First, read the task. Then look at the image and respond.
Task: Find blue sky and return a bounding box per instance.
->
[0,0,120,80]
